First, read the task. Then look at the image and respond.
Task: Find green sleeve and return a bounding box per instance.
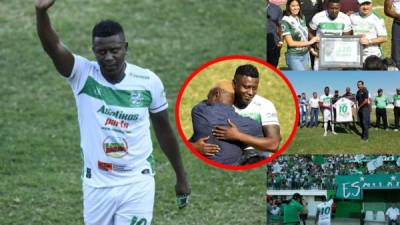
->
[296,201,304,212]
[281,20,291,36]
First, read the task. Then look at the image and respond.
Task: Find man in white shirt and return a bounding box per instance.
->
[309,0,352,70]
[36,0,190,224]
[351,0,388,62]
[386,203,400,225]
[213,64,281,164]
[309,92,320,128]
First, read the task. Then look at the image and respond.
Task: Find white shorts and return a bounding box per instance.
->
[83,174,155,225]
[323,109,332,122]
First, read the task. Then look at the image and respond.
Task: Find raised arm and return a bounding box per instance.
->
[36,0,74,77]
[149,109,190,205]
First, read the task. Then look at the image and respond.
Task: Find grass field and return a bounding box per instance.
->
[0,1,267,224]
[276,2,394,69]
[178,59,296,148]
[285,109,400,154]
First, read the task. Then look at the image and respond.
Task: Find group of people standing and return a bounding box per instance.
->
[298,82,400,141]
[267,193,334,225]
[267,0,400,71]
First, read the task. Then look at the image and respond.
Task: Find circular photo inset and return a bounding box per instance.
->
[176,55,298,170]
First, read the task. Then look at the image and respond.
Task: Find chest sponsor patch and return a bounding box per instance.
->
[103,136,128,158]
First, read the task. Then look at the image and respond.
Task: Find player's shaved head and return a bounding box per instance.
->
[207,80,235,105]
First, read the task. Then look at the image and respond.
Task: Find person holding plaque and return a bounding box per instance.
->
[350,0,387,62]
[281,0,320,70]
[298,0,324,70]
[309,0,352,70]
[342,87,357,132]
[384,0,400,68]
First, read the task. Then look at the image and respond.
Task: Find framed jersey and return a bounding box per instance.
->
[319,35,363,69]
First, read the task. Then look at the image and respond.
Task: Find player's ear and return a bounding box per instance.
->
[215,89,222,97]
[124,42,128,52]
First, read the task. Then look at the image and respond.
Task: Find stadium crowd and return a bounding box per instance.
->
[266,0,400,71]
[267,155,400,190]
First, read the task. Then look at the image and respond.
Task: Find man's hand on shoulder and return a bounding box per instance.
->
[36,0,55,11]
[190,136,220,156]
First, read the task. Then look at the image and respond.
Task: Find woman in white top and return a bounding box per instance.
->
[281,0,320,70]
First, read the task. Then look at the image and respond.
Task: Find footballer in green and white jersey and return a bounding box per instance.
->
[320,94,333,123]
[69,55,167,188]
[350,12,387,60]
[309,10,352,37]
[233,95,279,154]
[316,199,334,225]
[319,94,333,108]
[233,95,279,127]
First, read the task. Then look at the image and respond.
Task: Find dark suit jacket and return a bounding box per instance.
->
[190,101,263,165]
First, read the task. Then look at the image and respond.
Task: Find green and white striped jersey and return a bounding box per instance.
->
[317,199,334,225]
[68,55,167,188]
[309,10,352,36]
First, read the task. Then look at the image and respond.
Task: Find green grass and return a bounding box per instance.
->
[0,1,267,224]
[277,4,394,69]
[179,59,296,146]
[285,109,399,154]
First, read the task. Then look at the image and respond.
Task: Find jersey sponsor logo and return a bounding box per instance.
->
[131,92,145,105]
[98,161,113,171]
[79,76,152,107]
[97,105,139,121]
[133,74,150,79]
[103,136,128,158]
[97,160,135,172]
[105,117,129,129]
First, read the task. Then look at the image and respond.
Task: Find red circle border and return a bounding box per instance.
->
[175,55,299,170]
